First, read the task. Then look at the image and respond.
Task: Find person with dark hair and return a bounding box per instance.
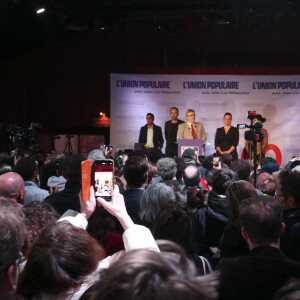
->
[276,170,300,261]
[174,157,186,186]
[22,201,59,257]
[245,114,268,163]
[89,240,217,300]
[13,157,49,205]
[230,159,251,181]
[139,183,176,229]
[153,204,212,275]
[217,196,300,300]
[122,156,149,224]
[219,181,258,259]
[165,107,185,157]
[208,169,236,217]
[17,186,159,300]
[0,200,25,300]
[215,112,239,161]
[220,153,233,166]
[138,113,164,149]
[187,187,207,209]
[205,168,217,191]
[191,169,236,255]
[44,154,85,216]
[0,172,26,204]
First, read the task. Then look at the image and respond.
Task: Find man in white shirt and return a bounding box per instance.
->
[138,113,164,149]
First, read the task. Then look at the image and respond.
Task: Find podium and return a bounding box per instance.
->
[178,139,204,157]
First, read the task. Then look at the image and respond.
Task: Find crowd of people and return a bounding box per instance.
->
[1,140,300,300]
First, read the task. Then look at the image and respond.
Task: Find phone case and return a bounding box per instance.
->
[81,159,92,202]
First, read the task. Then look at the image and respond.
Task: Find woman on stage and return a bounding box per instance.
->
[245,114,268,163]
[215,112,239,161]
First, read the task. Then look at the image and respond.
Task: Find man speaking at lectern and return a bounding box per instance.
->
[177,109,207,142]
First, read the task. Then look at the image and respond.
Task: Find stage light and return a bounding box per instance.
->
[99,112,103,116]
[36,8,45,14]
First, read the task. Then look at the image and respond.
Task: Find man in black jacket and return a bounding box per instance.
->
[164,107,184,157]
[217,196,300,300]
[138,113,164,149]
[45,154,85,216]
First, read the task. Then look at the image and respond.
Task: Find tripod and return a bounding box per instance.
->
[63,135,73,154]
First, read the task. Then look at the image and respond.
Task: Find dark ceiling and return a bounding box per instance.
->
[1,0,299,61]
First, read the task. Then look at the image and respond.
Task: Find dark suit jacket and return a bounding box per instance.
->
[138,124,164,148]
[44,181,81,216]
[123,188,144,224]
[165,120,184,144]
[217,246,300,300]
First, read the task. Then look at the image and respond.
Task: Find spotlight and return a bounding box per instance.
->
[36,8,45,14]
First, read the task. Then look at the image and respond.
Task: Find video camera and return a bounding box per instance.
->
[237,111,264,142]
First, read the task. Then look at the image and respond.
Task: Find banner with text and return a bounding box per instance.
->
[110,74,300,166]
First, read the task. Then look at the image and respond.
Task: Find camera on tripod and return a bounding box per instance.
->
[237,111,264,142]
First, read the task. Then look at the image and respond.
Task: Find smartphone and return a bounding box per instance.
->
[209,246,220,254]
[213,156,220,166]
[94,160,114,201]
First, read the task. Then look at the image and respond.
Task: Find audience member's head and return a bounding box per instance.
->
[153,204,195,255]
[260,157,276,167]
[205,168,217,189]
[182,149,196,164]
[16,221,105,299]
[175,157,186,182]
[261,161,279,174]
[147,149,163,165]
[212,169,236,195]
[123,156,149,189]
[221,153,233,166]
[230,159,251,181]
[226,180,258,222]
[240,196,283,248]
[183,165,200,187]
[256,171,276,196]
[187,187,207,209]
[13,157,37,182]
[22,201,59,257]
[0,200,25,295]
[88,149,106,160]
[290,160,300,171]
[90,241,217,300]
[139,183,176,228]
[62,154,85,183]
[157,157,177,180]
[202,155,214,170]
[277,170,300,210]
[0,172,25,204]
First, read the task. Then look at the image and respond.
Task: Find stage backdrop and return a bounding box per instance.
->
[110,74,300,166]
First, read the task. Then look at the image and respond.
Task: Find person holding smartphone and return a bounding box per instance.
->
[215,112,239,161]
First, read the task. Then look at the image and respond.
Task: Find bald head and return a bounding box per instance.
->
[183,165,200,187]
[0,172,25,204]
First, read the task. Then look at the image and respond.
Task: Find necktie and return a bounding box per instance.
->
[191,124,197,139]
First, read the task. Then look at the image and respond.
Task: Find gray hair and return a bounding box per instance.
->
[139,183,176,227]
[157,158,177,180]
[88,149,106,160]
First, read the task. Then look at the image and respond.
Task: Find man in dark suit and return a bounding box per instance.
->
[217,195,300,300]
[164,107,184,157]
[138,113,164,149]
[123,156,149,224]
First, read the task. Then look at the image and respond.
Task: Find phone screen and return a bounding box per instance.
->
[94,160,114,200]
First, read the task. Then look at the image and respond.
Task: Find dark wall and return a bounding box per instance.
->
[0,13,299,134]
